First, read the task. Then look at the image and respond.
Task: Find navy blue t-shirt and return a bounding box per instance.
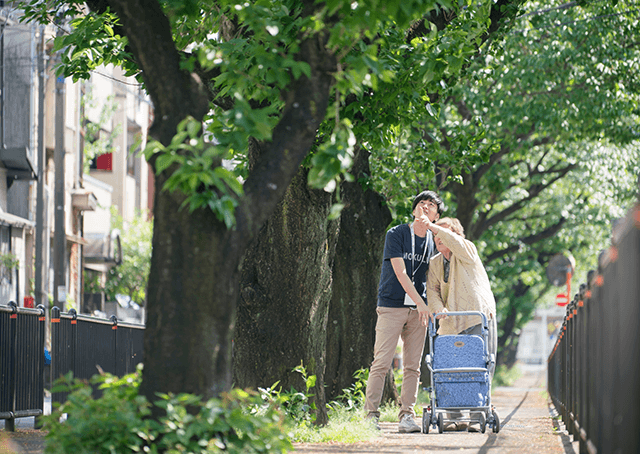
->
[377,223,435,308]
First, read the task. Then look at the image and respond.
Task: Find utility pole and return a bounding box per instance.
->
[53,29,66,311]
[34,26,47,308]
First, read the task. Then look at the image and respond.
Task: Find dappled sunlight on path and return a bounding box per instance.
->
[294,363,578,453]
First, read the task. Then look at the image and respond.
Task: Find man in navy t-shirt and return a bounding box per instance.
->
[364,190,444,433]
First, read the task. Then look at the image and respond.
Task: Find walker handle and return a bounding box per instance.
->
[428,310,488,337]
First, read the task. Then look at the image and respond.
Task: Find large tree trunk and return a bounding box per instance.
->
[140,172,244,414]
[324,148,391,401]
[496,280,529,367]
[499,333,520,368]
[234,168,339,425]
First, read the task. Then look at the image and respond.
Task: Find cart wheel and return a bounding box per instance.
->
[422,411,429,434]
[492,409,500,433]
[437,413,444,434]
[479,413,486,434]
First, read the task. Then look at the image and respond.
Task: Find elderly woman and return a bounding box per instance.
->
[420,216,498,431]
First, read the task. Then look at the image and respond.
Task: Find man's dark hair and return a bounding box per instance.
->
[412,190,445,215]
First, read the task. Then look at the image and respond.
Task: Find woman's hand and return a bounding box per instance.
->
[435,307,449,319]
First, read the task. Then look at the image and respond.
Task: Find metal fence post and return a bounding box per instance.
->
[6,301,18,431]
[577,284,587,454]
[69,309,78,381]
[585,270,596,454]
[111,315,118,376]
[50,306,61,403]
[567,298,575,439]
[34,304,46,430]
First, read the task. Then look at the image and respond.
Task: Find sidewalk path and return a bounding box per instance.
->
[0,394,49,454]
[1,365,577,453]
[293,364,578,453]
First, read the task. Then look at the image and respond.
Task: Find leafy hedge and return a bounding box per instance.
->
[43,367,292,454]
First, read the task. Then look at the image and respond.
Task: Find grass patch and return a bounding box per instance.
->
[291,409,380,443]
[293,367,433,442]
[492,363,522,387]
[379,402,400,422]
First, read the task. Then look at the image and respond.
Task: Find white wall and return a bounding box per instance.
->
[83,175,113,235]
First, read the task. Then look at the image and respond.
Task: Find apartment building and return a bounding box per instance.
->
[0,4,152,314]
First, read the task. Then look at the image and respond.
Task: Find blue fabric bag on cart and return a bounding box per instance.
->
[432,334,489,408]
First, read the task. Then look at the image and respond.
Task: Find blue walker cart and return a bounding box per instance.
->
[422,311,500,433]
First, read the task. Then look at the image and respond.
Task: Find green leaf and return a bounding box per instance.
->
[155,153,177,174]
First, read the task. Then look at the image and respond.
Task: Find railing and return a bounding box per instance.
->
[0,303,145,431]
[51,307,145,405]
[548,204,640,454]
[0,302,46,431]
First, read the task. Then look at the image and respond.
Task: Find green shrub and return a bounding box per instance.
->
[150,390,292,453]
[43,367,292,454]
[257,362,317,426]
[43,372,150,453]
[493,363,522,387]
[327,368,368,413]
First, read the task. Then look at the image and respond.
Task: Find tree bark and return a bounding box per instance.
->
[496,280,529,367]
[235,147,392,422]
[141,172,240,407]
[234,168,339,425]
[324,148,391,400]
[499,333,520,368]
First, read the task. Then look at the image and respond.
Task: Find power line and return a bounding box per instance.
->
[92,70,143,88]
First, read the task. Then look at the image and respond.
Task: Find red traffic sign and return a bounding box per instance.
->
[555,293,569,306]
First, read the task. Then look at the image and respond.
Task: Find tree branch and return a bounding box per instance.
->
[235,13,337,243]
[485,216,567,263]
[478,161,577,235]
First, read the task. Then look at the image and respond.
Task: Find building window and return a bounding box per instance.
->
[0,226,12,285]
[86,121,114,172]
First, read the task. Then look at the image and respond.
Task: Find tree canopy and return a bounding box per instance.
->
[368,0,640,361]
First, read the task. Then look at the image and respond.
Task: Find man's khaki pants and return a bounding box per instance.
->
[364,307,427,419]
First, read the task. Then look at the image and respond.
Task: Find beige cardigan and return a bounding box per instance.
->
[426,227,496,335]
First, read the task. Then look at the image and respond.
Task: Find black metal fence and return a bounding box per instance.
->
[548,204,640,454]
[50,307,145,404]
[0,304,145,431]
[0,302,46,431]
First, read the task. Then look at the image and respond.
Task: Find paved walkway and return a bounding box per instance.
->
[0,365,577,453]
[0,393,49,454]
[293,364,579,453]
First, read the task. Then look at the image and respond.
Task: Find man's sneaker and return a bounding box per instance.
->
[398,414,421,433]
[365,414,381,430]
